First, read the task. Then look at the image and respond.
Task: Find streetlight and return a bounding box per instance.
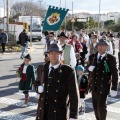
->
[64,0,66,30]
[3,0,5,17]
[98,0,101,31]
[72,1,74,31]
[6,0,9,33]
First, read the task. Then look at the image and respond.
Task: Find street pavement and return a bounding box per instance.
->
[0,39,120,120]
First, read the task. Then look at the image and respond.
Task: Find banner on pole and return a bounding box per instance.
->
[43,5,69,31]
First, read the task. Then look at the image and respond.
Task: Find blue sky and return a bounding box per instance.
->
[0,0,120,14]
[43,0,120,13]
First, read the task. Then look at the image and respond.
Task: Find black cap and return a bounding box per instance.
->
[98,39,109,46]
[109,34,114,37]
[57,32,68,38]
[47,44,62,53]
[24,54,31,60]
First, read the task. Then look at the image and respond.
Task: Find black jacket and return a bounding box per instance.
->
[19,32,28,46]
[34,62,79,120]
[77,75,88,92]
[88,53,118,94]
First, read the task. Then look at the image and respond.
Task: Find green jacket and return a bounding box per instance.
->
[19,64,35,91]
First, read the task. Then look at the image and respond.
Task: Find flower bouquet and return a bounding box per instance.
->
[16,66,22,78]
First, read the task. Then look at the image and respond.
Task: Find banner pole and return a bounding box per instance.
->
[56,0,62,39]
[59,0,62,8]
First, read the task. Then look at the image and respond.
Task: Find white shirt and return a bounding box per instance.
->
[22,65,28,73]
[83,34,89,47]
[61,44,76,68]
[107,40,113,55]
[49,63,60,74]
[97,53,106,60]
[85,43,97,59]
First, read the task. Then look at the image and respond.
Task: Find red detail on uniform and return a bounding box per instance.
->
[68,40,83,53]
[80,89,86,91]
[22,73,27,81]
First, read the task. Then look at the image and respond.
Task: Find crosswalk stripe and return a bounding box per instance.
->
[0,97,37,110]
[16,91,120,104]
[1,90,120,120]
[0,110,35,120]
[0,96,120,114]
[86,102,120,113]
[78,113,117,120]
[15,91,38,98]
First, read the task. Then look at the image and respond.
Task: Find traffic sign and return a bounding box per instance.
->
[77,18,87,22]
[71,18,75,22]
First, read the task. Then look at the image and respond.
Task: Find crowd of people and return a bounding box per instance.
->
[17,29,119,120]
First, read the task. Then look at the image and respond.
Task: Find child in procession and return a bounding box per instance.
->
[17,54,35,106]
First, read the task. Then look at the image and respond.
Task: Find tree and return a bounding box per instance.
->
[107,23,120,32]
[104,20,115,27]
[61,17,98,31]
[88,17,98,29]
[10,1,46,19]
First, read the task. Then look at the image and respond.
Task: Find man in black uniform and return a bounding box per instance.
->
[34,44,79,120]
[88,39,118,120]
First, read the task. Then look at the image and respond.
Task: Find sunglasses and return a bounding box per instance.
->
[50,36,53,37]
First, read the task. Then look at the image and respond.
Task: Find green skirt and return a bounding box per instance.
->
[19,80,32,91]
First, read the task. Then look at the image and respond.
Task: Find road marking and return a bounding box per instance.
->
[86,102,120,113]
[0,110,35,120]
[0,96,120,114]
[0,97,37,110]
[78,113,117,120]
[15,91,39,98]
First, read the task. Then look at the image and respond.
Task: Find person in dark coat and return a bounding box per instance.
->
[19,29,29,59]
[76,65,88,114]
[44,32,57,63]
[118,31,120,71]
[18,54,35,105]
[88,39,118,120]
[0,29,8,54]
[44,30,50,43]
[34,44,79,120]
[109,34,115,55]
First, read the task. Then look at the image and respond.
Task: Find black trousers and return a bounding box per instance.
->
[118,52,120,70]
[23,90,28,94]
[1,43,6,52]
[80,52,85,66]
[92,90,108,120]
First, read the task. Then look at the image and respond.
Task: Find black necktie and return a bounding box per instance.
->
[98,55,102,62]
[48,67,54,82]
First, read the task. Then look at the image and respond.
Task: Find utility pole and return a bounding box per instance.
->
[59,0,62,7]
[6,0,9,33]
[64,0,66,30]
[98,0,101,31]
[3,0,5,17]
[30,16,32,47]
[72,1,74,31]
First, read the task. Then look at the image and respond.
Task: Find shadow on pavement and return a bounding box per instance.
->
[0,74,16,80]
[0,58,21,61]
[0,87,18,97]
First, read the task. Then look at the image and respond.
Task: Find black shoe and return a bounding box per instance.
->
[20,56,23,59]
